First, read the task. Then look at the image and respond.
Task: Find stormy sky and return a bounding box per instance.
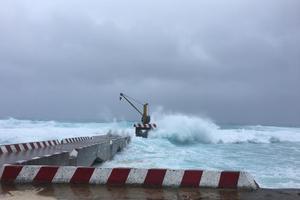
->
[0,0,299,126]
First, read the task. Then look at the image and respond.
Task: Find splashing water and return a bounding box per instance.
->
[150,113,218,144]
[0,116,300,188]
[150,113,300,144]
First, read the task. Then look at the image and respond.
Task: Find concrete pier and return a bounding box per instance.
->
[0,134,130,167]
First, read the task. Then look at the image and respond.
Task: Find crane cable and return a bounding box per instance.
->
[121,93,144,106]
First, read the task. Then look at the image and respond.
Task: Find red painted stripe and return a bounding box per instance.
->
[34,166,59,183]
[29,143,35,149]
[36,142,42,148]
[1,165,23,182]
[70,168,95,184]
[107,168,131,185]
[144,169,167,186]
[42,141,47,147]
[14,144,21,152]
[181,170,203,187]
[218,172,240,189]
[22,143,29,150]
[5,145,12,153]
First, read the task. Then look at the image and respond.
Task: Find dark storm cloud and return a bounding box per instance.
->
[0,0,299,125]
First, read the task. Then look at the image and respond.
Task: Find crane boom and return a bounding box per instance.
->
[119,93,150,124]
[119,93,143,116]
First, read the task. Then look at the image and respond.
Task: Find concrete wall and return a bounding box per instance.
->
[14,135,130,167]
[20,152,70,166]
[74,136,130,166]
[0,165,259,189]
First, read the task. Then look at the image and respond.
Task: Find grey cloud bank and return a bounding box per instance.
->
[0,0,299,126]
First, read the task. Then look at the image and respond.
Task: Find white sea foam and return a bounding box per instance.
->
[149,113,300,144]
[150,113,218,144]
[0,118,132,144]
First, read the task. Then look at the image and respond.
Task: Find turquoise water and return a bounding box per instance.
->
[0,116,299,188]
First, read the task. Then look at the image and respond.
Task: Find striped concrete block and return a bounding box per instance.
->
[0,140,60,155]
[61,137,92,144]
[0,166,259,189]
[133,123,157,129]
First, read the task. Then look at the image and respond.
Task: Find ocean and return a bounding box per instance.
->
[0,114,299,189]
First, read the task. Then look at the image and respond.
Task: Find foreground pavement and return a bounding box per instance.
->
[0,184,299,200]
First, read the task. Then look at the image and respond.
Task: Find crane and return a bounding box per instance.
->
[119,93,156,138]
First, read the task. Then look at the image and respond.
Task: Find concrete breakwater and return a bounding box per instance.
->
[0,134,259,189]
[0,134,130,167]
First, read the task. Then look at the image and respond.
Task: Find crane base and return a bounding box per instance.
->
[133,123,157,138]
[135,128,150,138]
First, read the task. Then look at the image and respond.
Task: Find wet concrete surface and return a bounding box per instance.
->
[0,183,299,200]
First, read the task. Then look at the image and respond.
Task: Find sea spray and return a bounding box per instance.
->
[150,112,219,144]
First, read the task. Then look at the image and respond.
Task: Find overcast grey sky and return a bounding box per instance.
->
[0,0,299,126]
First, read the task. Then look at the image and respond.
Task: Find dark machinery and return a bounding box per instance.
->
[119,93,156,138]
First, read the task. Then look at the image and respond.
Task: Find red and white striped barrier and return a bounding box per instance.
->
[0,166,259,189]
[133,123,157,129]
[61,137,92,144]
[0,140,60,155]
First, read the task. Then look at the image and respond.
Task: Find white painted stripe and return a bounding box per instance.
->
[10,145,17,152]
[33,143,39,149]
[39,142,44,148]
[16,166,41,183]
[26,143,32,150]
[19,144,25,151]
[89,168,112,184]
[163,169,185,187]
[53,166,77,183]
[238,172,257,189]
[126,168,148,184]
[200,171,221,188]
[1,146,8,153]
